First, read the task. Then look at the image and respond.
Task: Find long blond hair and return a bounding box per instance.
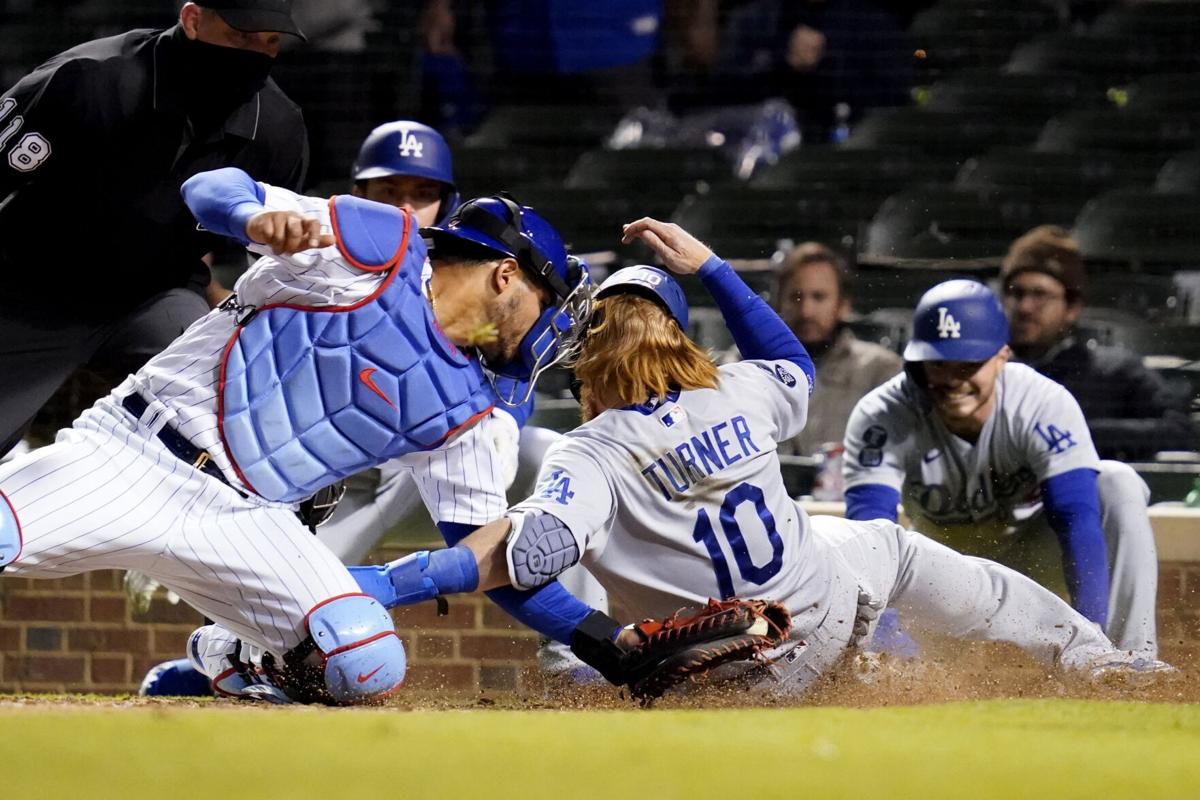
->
[573,293,718,406]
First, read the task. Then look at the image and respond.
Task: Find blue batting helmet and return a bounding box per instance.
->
[352,121,459,224]
[597,265,689,331]
[422,195,593,403]
[904,279,1009,362]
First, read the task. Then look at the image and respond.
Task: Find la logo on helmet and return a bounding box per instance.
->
[936,307,961,339]
[397,130,423,158]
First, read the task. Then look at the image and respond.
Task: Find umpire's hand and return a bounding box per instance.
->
[246,210,335,255]
[621,218,714,276]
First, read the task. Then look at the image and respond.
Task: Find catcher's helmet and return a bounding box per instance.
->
[422,195,593,402]
[597,265,689,331]
[904,279,1009,362]
[352,121,459,224]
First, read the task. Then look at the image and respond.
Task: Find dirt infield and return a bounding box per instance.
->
[1,641,1195,712]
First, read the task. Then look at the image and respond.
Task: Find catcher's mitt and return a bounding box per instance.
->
[621,598,792,702]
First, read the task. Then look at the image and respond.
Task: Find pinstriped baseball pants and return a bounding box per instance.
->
[0,394,360,656]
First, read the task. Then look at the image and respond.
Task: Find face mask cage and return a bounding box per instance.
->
[485,260,594,407]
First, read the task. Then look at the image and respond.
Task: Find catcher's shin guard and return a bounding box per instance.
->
[0,491,21,570]
[301,593,406,704]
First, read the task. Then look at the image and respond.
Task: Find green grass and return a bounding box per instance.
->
[3,700,1198,800]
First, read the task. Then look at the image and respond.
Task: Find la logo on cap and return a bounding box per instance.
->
[936,307,961,339]
[397,130,423,158]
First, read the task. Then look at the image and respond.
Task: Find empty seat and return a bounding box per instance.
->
[955,148,1159,224]
[1085,273,1184,323]
[751,146,958,193]
[564,147,732,196]
[466,104,621,148]
[669,187,875,261]
[861,185,1039,262]
[909,1,1061,74]
[506,183,674,259]
[1091,2,1200,48]
[452,146,579,199]
[1007,33,1200,85]
[1035,110,1200,155]
[846,108,1038,164]
[1124,73,1200,114]
[1156,150,1200,194]
[1072,189,1200,268]
[921,70,1100,122]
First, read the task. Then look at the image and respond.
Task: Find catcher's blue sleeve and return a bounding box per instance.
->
[698,255,815,388]
[181,167,267,246]
[437,521,591,644]
[1040,468,1109,626]
[844,484,901,523]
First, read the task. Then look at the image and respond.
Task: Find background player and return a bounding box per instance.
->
[351,219,1168,695]
[842,280,1159,659]
[0,167,591,704]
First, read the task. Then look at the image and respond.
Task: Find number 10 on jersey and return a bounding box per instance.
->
[692,482,784,598]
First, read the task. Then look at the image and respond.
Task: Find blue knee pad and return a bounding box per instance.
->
[306,594,406,704]
[0,492,22,569]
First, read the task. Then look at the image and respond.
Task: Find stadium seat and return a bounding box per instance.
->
[1086,273,1185,324]
[1156,150,1200,195]
[564,147,732,197]
[1035,110,1200,155]
[452,146,579,199]
[506,183,675,260]
[847,306,914,351]
[1006,33,1200,86]
[751,146,957,194]
[1072,189,1200,268]
[908,1,1061,75]
[955,149,1160,225]
[1091,2,1200,49]
[1123,74,1200,115]
[920,70,1100,123]
[669,186,877,261]
[466,104,622,148]
[846,108,1038,164]
[861,185,1039,262]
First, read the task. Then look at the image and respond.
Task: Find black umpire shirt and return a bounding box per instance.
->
[0,26,307,323]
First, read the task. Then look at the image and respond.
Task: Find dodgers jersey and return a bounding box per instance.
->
[116,182,506,523]
[512,359,830,626]
[843,363,1100,536]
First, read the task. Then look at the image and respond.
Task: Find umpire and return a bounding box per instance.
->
[0,1,309,456]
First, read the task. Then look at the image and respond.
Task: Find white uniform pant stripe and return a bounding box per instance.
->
[0,400,360,655]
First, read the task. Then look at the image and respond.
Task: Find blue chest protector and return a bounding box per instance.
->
[219,196,495,502]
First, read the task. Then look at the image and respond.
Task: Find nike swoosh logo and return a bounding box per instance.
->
[357,664,385,684]
[359,368,397,408]
[923,450,940,463]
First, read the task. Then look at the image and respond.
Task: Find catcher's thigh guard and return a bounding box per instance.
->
[304,593,406,704]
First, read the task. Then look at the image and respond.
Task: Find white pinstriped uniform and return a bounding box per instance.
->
[0,183,510,659]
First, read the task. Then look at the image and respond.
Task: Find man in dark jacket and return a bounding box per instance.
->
[1001,225,1196,460]
[0,1,309,456]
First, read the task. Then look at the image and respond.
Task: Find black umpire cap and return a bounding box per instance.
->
[199,0,307,41]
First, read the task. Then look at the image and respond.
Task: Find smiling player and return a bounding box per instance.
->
[843,280,1159,658]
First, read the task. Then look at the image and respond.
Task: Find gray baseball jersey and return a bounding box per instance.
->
[843,363,1100,536]
[512,359,826,625]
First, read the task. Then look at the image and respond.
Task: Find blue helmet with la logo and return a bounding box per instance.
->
[422,194,593,403]
[596,265,689,330]
[904,279,1008,362]
[352,121,460,224]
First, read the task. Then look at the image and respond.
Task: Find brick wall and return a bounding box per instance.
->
[2,549,1198,695]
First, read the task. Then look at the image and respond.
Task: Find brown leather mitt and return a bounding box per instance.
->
[621,598,792,702]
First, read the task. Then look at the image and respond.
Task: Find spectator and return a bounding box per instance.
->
[774,242,901,455]
[0,0,310,457]
[1001,225,1197,460]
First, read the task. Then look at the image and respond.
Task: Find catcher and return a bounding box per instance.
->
[352,219,1172,700]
